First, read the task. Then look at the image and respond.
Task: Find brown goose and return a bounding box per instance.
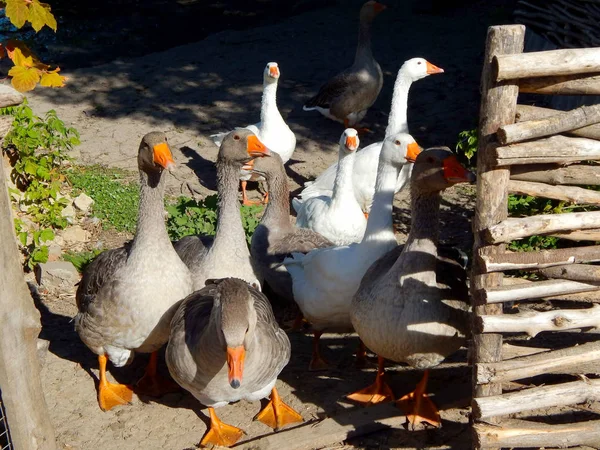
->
[174,129,270,291]
[349,147,474,428]
[303,1,385,130]
[166,277,303,447]
[75,132,193,411]
[249,152,333,304]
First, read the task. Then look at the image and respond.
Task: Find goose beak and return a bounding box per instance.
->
[443,155,475,183]
[405,142,421,163]
[345,135,358,151]
[153,142,175,171]
[373,2,387,13]
[269,65,280,78]
[425,61,444,75]
[226,346,246,389]
[246,135,271,158]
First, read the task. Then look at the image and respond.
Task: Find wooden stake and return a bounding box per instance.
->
[518,73,600,96]
[495,135,600,166]
[498,104,600,145]
[473,378,600,419]
[471,26,525,411]
[474,418,600,448]
[510,163,600,186]
[551,228,600,242]
[483,278,600,304]
[494,48,600,81]
[480,245,600,272]
[485,211,600,244]
[501,343,549,360]
[516,104,600,140]
[539,263,600,282]
[477,341,600,384]
[508,179,600,204]
[477,304,600,336]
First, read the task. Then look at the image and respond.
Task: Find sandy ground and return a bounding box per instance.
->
[23,1,521,448]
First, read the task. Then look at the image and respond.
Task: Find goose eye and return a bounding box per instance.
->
[417,61,422,64]
[394,140,401,146]
[234,134,240,141]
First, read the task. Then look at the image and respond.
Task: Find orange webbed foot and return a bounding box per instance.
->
[200,407,245,448]
[135,351,181,397]
[396,370,441,429]
[98,381,133,412]
[254,387,303,431]
[347,356,394,406]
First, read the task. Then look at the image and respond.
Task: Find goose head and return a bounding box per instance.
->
[218,129,271,168]
[380,132,422,168]
[360,1,387,23]
[264,62,280,84]
[400,58,444,82]
[412,147,475,194]
[208,278,258,389]
[340,128,359,154]
[138,131,175,174]
[247,151,284,178]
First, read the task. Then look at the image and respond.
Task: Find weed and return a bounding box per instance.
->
[63,248,103,273]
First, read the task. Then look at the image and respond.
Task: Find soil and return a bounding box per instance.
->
[17,0,588,449]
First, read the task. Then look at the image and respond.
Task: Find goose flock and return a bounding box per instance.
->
[74,1,476,447]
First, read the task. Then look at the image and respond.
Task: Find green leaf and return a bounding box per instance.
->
[39,228,55,243]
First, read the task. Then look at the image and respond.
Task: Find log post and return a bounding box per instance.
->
[483,278,600,304]
[471,25,525,429]
[518,73,600,96]
[480,245,600,272]
[508,179,600,204]
[515,104,600,140]
[510,163,600,186]
[0,130,57,447]
[495,135,600,166]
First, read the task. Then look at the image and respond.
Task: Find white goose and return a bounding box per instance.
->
[295,129,366,246]
[293,58,443,214]
[211,62,296,205]
[283,132,420,370]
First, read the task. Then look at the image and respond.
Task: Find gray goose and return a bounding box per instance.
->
[303,1,385,131]
[349,147,474,428]
[166,277,303,447]
[174,129,270,291]
[75,132,193,411]
[249,152,333,305]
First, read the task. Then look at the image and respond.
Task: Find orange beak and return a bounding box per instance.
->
[443,155,476,183]
[246,134,271,158]
[153,142,175,170]
[226,346,246,389]
[269,65,280,78]
[373,2,387,13]
[345,135,358,151]
[405,142,421,162]
[425,61,444,75]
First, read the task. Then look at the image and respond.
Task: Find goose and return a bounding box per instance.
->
[295,129,367,245]
[211,62,296,205]
[75,132,193,411]
[348,147,474,428]
[303,1,385,131]
[294,57,444,214]
[249,153,333,304]
[174,130,270,291]
[283,133,420,370]
[166,277,303,447]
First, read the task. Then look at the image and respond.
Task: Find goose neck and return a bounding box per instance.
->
[260,82,284,134]
[355,21,373,63]
[361,159,398,244]
[261,170,292,232]
[385,73,412,136]
[212,161,248,252]
[131,171,170,250]
[330,151,356,210]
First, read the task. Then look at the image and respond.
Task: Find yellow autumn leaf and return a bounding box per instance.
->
[40,70,66,88]
[29,0,57,32]
[7,46,35,67]
[4,0,29,29]
[8,65,41,92]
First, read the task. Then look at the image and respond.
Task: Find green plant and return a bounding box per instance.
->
[63,248,103,273]
[456,128,478,164]
[67,165,139,233]
[14,218,54,270]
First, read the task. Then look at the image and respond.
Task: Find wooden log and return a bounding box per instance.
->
[0,157,57,448]
[508,179,600,204]
[516,104,600,140]
[483,279,600,304]
[471,25,525,408]
[498,104,600,145]
[236,403,408,450]
[474,418,600,448]
[477,304,600,336]
[480,245,600,272]
[518,73,600,96]
[495,135,600,166]
[539,264,600,282]
[485,211,600,244]
[494,48,600,81]
[476,341,600,384]
[502,343,549,360]
[510,163,600,186]
[551,228,600,241]
[0,85,24,108]
[473,378,600,419]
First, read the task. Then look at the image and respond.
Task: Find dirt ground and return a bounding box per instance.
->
[21,0,531,449]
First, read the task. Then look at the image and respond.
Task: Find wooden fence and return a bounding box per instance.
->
[471,25,600,448]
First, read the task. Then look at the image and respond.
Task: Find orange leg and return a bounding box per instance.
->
[284,311,306,332]
[97,354,133,411]
[199,407,244,448]
[347,356,395,405]
[363,211,369,220]
[135,351,180,397]
[254,387,303,430]
[396,370,441,429]
[356,340,367,368]
[241,180,261,206]
[309,330,329,371]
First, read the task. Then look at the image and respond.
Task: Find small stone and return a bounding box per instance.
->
[35,261,80,292]
[62,225,90,245]
[61,204,76,220]
[47,243,62,262]
[74,193,94,212]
